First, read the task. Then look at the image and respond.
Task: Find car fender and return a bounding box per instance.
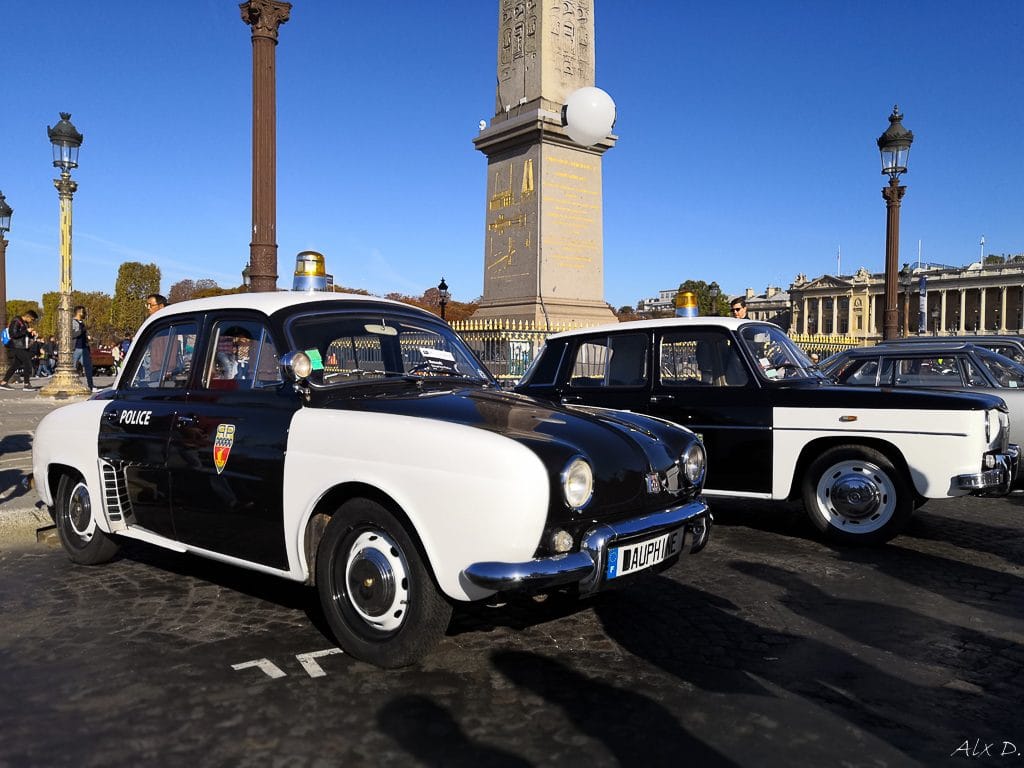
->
[772,406,989,499]
[33,401,109,516]
[283,408,551,601]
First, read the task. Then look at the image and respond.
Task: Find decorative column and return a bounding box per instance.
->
[959,289,966,333]
[1000,287,1007,332]
[240,0,291,293]
[979,288,987,332]
[939,290,947,335]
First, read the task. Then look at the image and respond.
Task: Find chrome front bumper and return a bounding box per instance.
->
[462,499,711,597]
[956,444,1020,495]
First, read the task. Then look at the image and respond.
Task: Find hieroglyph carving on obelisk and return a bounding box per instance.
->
[472,0,616,327]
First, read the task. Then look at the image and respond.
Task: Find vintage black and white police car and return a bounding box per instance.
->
[33,293,711,667]
[516,316,1020,545]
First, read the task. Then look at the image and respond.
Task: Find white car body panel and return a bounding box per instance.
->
[282,408,551,601]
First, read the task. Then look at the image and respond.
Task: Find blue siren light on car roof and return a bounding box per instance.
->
[292,250,330,292]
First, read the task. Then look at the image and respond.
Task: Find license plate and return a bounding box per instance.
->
[605,528,684,580]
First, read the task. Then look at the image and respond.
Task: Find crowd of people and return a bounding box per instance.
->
[0,293,167,392]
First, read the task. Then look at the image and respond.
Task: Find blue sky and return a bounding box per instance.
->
[3,1,1022,310]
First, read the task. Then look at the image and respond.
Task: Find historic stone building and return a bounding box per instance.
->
[788,261,1024,339]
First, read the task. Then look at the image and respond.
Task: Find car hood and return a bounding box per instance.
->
[310,384,699,519]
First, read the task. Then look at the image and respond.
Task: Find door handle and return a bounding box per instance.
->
[103,411,118,423]
[650,394,675,403]
[561,395,582,404]
[176,414,199,428]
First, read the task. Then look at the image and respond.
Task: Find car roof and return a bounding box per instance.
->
[841,341,986,356]
[881,334,1024,347]
[135,291,424,335]
[546,316,760,340]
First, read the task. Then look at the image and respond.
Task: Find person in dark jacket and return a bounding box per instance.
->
[1,310,40,391]
[71,305,99,392]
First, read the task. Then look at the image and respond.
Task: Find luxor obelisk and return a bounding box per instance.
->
[473,0,616,327]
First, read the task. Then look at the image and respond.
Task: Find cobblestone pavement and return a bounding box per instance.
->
[1,492,1021,767]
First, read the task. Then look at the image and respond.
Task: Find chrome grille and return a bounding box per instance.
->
[98,459,132,528]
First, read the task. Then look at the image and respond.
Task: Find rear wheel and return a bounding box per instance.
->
[801,446,913,545]
[315,498,452,668]
[55,474,120,565]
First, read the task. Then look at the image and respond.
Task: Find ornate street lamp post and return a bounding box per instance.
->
[877,106,914,341]
[42,113,90,397]
[437,277,450,321]
[708,285,720,316]
[0,192,12,372]
[241,265,251,291]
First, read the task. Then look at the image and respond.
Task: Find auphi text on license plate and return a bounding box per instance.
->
[605,528,683,580]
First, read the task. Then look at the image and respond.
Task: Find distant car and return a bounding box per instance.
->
[820,342,1024,446]
[33,293,711,668]
[516,317,1019,545]
[879,334,1024,365]
[91,346,115,375]
[73,345,116,376]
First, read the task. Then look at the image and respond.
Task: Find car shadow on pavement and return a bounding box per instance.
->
[901,504,1024,566]
[594,575,1016,758]
[377,694,532,768]
[113,539,333,638]
[487,650,738,767]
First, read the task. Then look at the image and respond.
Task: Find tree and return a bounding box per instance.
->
[6,299,42,325]
[111,262,161,338]
[984,254,1006,265]
[616,305,639,322]
[676,279,729,317]
[168,279,196,304]
[37,291,114,344]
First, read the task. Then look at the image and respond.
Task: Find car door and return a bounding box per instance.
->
[98,318,200,539]
[166,315,299,569]
[647,327,773,494]
[555,331,654,412]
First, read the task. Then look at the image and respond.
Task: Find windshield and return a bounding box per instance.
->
[977,348,1024,388]
[738,324,822,382]
[287,312,494,387]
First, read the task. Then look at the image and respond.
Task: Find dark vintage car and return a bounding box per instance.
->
[821,341,1024,446]
[515,317,1019,545]
[877,334,1024,365]
[32,293,711,667]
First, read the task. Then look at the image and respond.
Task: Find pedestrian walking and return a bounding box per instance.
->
[1,310,40,391]
[71,305,100,392]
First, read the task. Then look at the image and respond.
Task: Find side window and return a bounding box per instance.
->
[569,334,648,388]
[204,320,282,390]
[893,356,963,386]
[127,323,198,389]
[660,330,748,387]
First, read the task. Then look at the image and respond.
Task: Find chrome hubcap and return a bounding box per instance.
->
[828,473,881,519]
[814,459,895,533]
[344,530,409,632]
[67,482,95,540]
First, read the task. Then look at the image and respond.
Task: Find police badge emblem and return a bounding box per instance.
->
[213,424,236,475]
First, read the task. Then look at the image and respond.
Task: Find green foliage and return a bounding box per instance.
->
[676,279,730,317]
[6,299,42,325]
[37,291,114,343]
[169,278,223,302]
[984,254,1006,265]
[111,262,161,337]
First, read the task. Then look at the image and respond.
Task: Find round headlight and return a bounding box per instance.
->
[290,351,313,380]
[562,457,594,510]
[682,443,706,486]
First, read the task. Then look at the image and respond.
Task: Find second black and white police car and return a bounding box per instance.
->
[516,316,1019,545]
[33,292,711,667]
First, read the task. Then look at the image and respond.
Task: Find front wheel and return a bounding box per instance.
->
[55,474,120,565]
[801,446,913,545]
[315,498,452,668]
